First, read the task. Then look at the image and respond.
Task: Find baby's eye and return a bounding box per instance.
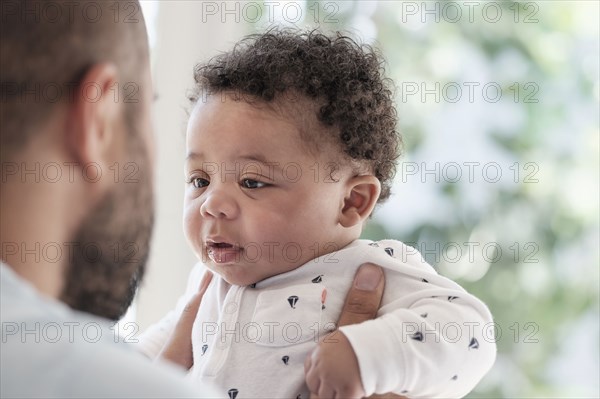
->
[241,179,267,189]
[191,177,209,189]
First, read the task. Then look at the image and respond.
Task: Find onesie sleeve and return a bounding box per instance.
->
[338,240,496,398]
[136,263,207,359]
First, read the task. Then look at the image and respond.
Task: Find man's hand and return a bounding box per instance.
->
[305,263,407,399]
[157,271,213,369]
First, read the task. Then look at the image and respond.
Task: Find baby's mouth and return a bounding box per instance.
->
[206,241,243,264]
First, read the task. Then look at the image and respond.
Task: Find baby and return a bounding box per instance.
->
[140,29,496,398]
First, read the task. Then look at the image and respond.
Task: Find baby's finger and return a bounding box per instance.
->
[304,358,319,398]
[317,381,334,399]
[304,351,312,375]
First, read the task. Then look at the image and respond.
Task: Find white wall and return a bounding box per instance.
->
[136,1,246,331]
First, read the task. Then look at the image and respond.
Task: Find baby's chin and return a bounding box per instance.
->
[210,263,305,287]
[208,265,262,287]
[221,274,258,287]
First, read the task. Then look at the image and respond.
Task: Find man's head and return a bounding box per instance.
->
[183,29,400,286]
[1,0,154,320]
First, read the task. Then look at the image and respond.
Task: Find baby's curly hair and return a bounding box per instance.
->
[190,28,401,202]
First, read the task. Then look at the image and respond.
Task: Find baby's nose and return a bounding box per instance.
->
[199,189,240,219]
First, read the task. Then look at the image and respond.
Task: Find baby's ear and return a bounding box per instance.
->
[339,175,381,228]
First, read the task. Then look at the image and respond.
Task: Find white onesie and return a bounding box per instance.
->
[139,239,496,398]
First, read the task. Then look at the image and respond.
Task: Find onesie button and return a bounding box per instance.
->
[224,302,238,314]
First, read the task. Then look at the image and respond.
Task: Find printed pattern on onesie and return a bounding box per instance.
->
[189,239,495,399]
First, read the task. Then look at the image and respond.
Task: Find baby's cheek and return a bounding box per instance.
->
[182,206,201,250]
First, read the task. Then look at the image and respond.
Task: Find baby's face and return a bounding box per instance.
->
[184,95,351,286]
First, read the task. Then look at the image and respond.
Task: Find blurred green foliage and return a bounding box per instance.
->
[249,1,599,397]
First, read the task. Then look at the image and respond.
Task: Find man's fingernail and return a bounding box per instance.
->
[354,264,382,290]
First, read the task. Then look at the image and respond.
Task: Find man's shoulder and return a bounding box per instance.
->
[0,264,211,398]
[1,333,204,398]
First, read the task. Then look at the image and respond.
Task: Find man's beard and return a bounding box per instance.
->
[60,124,154,321]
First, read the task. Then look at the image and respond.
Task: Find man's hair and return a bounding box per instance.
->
[0,0,149,160]
[190,28,401,203]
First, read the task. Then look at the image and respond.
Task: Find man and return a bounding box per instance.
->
[0,1,388,397]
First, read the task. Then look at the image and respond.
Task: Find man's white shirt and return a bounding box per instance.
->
[0,262,218,398]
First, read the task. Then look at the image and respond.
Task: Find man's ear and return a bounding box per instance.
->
[66,63,120,167]
[339,175,382,228]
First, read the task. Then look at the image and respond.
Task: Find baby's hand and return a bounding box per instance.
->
[304,330,365,399]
